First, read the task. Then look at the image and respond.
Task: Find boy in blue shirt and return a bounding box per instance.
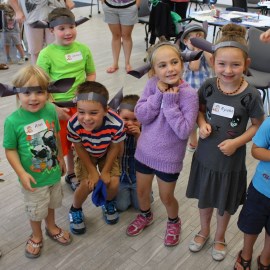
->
[234,117,270,270]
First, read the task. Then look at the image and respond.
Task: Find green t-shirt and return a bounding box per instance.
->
[3,103,61,187]
[37,41,96,101]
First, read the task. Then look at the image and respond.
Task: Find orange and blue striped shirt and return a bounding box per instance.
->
[67,110,126,158]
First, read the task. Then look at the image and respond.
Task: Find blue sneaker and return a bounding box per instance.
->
[102,201,119,225]
[69,209,86,234]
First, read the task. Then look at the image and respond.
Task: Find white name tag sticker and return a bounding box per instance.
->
[65,51,83,62]
[24,119,47,135]
[212,102,234,118]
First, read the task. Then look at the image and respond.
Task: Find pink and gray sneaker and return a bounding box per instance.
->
[126,213,154,236]
[164,219,181,246]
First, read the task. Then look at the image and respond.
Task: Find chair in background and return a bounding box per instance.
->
[245,27,270,114]
[89,0,101,18]
[138,0,151,50]
[247,0,267,14]
[233,0,266,14]
[232,0,248,11]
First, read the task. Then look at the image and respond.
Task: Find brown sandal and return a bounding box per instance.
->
[45,226,72,246]
[258,256,270,270]
[25,237,43,259]
[234,250,251,270]
[0,64,8,70]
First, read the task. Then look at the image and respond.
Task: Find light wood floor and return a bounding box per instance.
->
[0,5,265,270]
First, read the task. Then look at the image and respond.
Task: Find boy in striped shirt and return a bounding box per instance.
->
[67,81,126,234]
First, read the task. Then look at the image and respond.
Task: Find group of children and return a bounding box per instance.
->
[1,6,270,270]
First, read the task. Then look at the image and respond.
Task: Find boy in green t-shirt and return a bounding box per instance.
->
[3,65,74,258]
[37,7,96,191]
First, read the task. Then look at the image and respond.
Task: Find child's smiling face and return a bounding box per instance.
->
[52,23,77,46]
[152,46,183,87]
[18,76,48,113]
[77,100,107,131]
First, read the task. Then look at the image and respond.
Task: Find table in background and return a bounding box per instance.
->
[190,10,270,41]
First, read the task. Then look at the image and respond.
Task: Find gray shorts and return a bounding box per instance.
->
[22,181,63,221]
[102,2,138,25]
[3,32,21,46]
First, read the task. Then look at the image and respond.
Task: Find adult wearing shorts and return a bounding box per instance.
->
[102,0,139,73]
[8,0,74,64]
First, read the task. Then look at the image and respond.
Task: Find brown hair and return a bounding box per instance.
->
[48,7,75,23]
[215,23,248,59]
[76,81,109,109]
[119,94,139,112]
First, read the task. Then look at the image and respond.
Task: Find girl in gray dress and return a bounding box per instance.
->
[186,24,265,261]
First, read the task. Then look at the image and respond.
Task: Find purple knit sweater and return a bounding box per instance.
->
[135,76,199,174]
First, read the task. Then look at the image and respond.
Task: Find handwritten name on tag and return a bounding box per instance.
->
[212,102,234,118]
[24,119,47,135]
[65,51,83,62]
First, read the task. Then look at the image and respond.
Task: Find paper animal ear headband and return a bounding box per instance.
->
[128,45,204,79]
[54,87,124,110]
[0,78,75,97]
[30,16,89,28]
[190,38,249,54]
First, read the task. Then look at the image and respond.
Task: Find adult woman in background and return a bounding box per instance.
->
[102,0,140,73]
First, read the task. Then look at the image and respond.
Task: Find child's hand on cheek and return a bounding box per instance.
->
[126,124,140,136]
[157,81,169,93]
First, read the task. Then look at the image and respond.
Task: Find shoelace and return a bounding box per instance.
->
[133,215,148,226]
[167,223,180,235]
[106,202,116,214]
[72,211,83,224]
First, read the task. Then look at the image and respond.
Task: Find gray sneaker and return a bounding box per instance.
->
[18,58,25,65]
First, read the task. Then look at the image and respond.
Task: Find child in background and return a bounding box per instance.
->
[3,65,72,259]
[186,24,265,261]
[37,7,96,191]
[67,81,126,234]
[234,117,270,270]
[0,3,25,64]
[181,23,213,152]
[126,42,198,247]
[116,95,141,211]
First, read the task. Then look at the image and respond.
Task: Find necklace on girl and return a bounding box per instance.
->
[217,77,244,95]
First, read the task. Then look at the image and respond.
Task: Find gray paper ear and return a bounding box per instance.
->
[48,77,75,93]
[75,17,89,26]
[182,50,204,62]
[190,37,214,53]
[202,21,208,36]
[30,17,88,28]
[127,63,151,79]
[108,87,123,111]
[53,100,76,108]
[30,21,49,28]
[0,83,17,97]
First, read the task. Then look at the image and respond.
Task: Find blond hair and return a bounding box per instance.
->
[12,65,50,91]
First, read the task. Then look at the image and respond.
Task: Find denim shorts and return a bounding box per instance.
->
[135,159,179,182]
[238,182,270,235]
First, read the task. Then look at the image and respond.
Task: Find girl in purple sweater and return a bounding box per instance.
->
[126,42,199,246]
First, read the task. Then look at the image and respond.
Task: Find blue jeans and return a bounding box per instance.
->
[116,182,139,212]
